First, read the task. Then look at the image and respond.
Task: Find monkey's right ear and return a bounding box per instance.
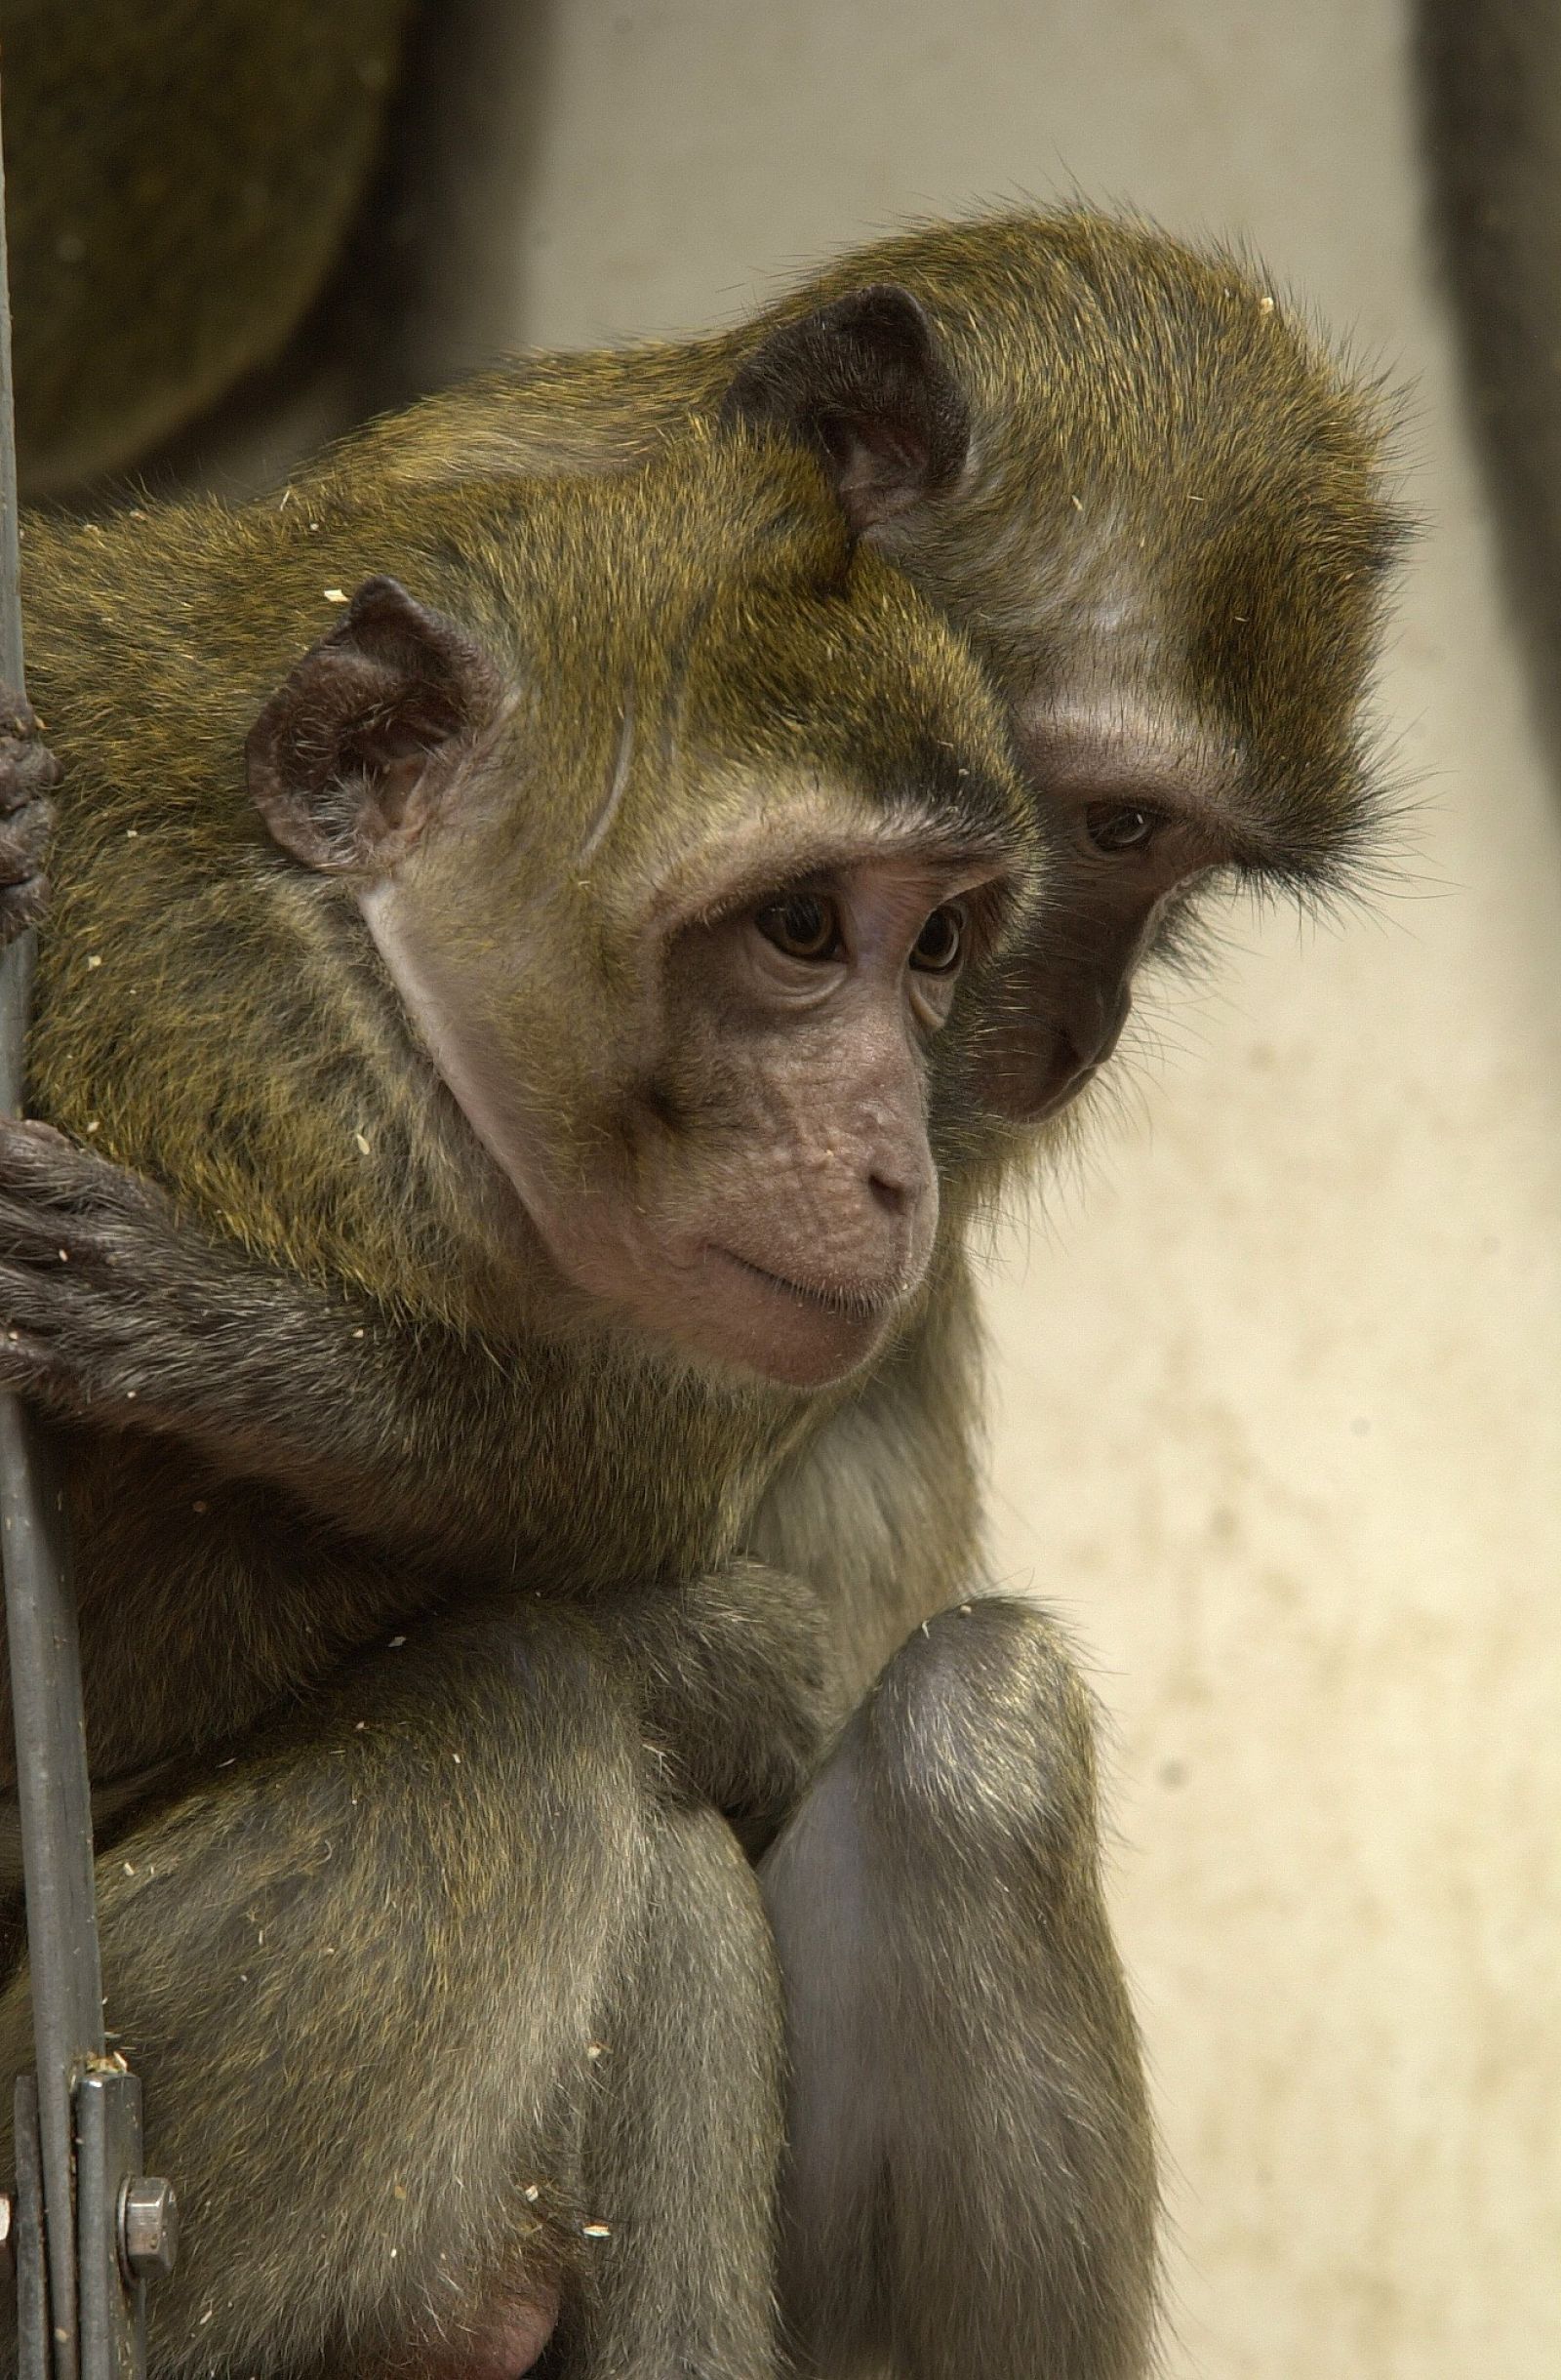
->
[719,285,970,534]
[246,576,502,875]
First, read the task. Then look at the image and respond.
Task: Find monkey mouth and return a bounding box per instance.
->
[710,1246,902,1319]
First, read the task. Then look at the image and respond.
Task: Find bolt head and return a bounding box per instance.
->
[119,2176,178,2281]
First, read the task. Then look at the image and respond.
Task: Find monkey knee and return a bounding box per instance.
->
[866,1597,1105,1871]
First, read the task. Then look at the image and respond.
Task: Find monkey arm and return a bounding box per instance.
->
[0,1112,559,1568]
[0,1115,844,1834]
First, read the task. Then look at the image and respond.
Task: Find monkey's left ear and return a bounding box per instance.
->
[246,576,502,875]
[720,285,970,534]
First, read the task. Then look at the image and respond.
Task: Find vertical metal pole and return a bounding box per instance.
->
[0,83,108,2380]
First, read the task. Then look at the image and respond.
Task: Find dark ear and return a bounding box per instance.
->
[246,576,502,875]
[720,284,970,534]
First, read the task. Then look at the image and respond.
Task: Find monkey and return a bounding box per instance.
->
[1416,1,1561,769]
[0,218,1406,2373]
[0,317,1165,2380]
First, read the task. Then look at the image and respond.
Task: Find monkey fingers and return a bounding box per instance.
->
[0,693,57,941]
[0,1114,428,1542]
[0,1115,241,1420]
[761,1598,1157,2380]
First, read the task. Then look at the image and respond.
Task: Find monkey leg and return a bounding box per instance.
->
[549,1801,787,2380]
[0,1609,784,2380]
[760,1597,1158,2380]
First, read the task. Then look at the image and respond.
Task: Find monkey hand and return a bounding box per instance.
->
[0,694,58,942]
[0,1115,263,1425]
[594,1561,849,1857]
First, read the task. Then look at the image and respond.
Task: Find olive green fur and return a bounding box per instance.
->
[1,0,414,495]
[326,208,1408,879]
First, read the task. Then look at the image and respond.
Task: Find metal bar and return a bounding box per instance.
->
[75,2074,145,2380]
[13,2077,50,2380]
[0,85,106,2380]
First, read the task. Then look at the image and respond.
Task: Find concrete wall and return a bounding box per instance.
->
[440,6,1561,2371]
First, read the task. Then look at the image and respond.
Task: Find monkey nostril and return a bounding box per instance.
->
[867,1171,911,1217]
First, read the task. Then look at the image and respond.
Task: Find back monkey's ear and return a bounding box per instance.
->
[720,284,971,534]
[247,576,502,875]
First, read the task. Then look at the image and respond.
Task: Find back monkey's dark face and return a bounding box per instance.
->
[700,269,1406,1154]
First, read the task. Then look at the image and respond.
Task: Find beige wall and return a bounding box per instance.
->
[450,5,1560,2371]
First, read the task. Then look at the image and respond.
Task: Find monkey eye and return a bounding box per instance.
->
[754,892,844,962]
[1084,804,1165,855]
[908,904,965,974]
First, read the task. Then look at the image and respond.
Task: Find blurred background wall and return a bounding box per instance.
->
[457,7,1558,2375]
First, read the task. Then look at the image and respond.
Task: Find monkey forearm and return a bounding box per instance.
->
[0,1120,845,1836]
[0,1116,552,1567]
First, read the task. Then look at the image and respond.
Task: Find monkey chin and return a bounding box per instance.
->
[511,1179,918,1390]
[687,1244,910,1390]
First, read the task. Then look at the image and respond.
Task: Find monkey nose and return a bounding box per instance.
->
[861,1145,937,1259]
[859,1118,933,1220]
[1041,977,1132,1113]
[868,1169,912,1217]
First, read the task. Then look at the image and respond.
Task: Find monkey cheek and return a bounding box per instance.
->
[528,1167,929,1388]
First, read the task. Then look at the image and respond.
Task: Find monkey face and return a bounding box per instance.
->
[711,255,1402,1149]
[529,848,1007,1387]
[357,764,1021,1390]
[246,504,1036,1391]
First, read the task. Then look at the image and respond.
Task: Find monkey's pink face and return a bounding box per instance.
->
[369,848,1006,1390]
[553,854,1001,1386]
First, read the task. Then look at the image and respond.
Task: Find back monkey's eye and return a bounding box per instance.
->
[908,904,965,974]
[1085,804,1163,855]
[755,893,843,961]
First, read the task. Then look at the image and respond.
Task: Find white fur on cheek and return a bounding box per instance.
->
[357,878,552,1215]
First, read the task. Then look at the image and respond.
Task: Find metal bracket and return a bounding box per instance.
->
[75,2073,143,2380]
[5,2072,175,2380]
